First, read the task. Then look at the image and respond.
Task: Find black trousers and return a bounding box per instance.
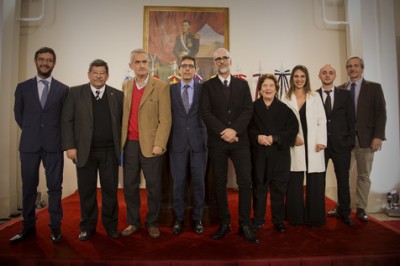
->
[285,171,326,226]
[76,148,119,232]
[325,145,351,217]
[208,145,252,227]
[253,178,288,226]
[123,140,163,228]
[20,150,64,229]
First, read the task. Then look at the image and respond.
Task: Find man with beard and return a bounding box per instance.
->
[200,48,259,243]
[11,47,68,244]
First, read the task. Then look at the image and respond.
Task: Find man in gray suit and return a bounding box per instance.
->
[62,59,123,240]
[329,56,387,222]
[169,55,207,235]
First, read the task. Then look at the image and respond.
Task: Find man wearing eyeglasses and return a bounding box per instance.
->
[11,47,68,244]
[61,59,123,241]
[169,55,207,235]
[200,48,259,243]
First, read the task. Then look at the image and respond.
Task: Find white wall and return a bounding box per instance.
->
[1,0,398,216]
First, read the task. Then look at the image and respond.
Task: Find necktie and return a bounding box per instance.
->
[223,80,230,102]
[350,83,356,112]
[95,90,101,100]
[324,90,332,117]
[182,84,190,113]
[40,80,49,108]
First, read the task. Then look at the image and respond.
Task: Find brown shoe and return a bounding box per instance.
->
[121,225,141,237]
[148,226,160,238]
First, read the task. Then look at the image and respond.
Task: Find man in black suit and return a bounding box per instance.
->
[11,47,68,244]
[332,57,386,222]
[169,55,207,235]
[200,48,259,243]
[317,64,355,226]
[61,59,123,240]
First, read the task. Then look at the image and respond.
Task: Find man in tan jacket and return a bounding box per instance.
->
[121,49,171,239]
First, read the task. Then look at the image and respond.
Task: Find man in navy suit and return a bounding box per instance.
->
[11,47,68,244]
[169,55,207,235]
[317,65,355,226]
[201,48,259,243]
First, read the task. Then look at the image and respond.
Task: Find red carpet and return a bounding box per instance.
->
[1,189,400,265]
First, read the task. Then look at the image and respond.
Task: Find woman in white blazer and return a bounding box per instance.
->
[281,65,327,227]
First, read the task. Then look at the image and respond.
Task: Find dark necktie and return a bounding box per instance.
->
[95,90,101,100]
[182,84,190,113]
[350,83,356,112]
[324,90,332,117]
[40,80,49,108]
[223,80,230,102]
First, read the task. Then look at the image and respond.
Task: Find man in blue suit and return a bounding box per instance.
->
[169,55,207,235]
[11,47,68,244]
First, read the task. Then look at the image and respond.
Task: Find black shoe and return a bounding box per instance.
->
[342,216,355,226]
[78,230,95,241]
[356,208,369,222]
[327,207,339,217]
[212,224,231,240]
[172,220,184,235]
[275,223,286,232]
[9,227,36,244]
[239,225,260,244]
[251,223,264,233]
[50,228,63,243]
[193,220,203,234]
[107,229,120,238]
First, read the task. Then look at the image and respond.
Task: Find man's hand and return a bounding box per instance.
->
[66,149,77,163]
[370,138,383,152]
[220,128,237,143]
[152,146,163,155]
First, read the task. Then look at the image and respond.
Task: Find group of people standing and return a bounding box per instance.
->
[10,46,386,246]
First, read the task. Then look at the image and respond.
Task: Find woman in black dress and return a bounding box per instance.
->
[249,74,298,232]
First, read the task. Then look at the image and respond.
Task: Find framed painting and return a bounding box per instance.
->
[143,6,229,81]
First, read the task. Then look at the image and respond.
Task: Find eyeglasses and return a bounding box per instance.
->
[214,56,230,63]
[91,72,107,76]
[36,58,54,63]
[180,64,195,69]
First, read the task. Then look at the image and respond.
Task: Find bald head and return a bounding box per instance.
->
[319,64,336,89]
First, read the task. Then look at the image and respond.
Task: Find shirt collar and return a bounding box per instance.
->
[218,74,231,86]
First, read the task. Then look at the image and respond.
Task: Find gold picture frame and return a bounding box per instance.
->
[143,6,229,81]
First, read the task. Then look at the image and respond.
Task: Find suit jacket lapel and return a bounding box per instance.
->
[140,76,154,109]
[82,83,93,121]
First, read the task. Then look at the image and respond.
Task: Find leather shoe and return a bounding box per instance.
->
[107,230,120,238]
[193,220,203,234]
[356,208,369,222]
[343,216,355,226]
[121,225,141,237]
[78,230,95,241]
[251,223,264,233]
[148,226,160,238]
[239,225,260,244]
[9,227,36,244]
[327,207,339,217]
[172,220,184,235]
[275,223,286,232]
[50,228,63,243]
[212,224,231,240]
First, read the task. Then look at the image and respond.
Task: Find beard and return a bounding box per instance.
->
[36,66,53,78]
[218,67,230,74]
